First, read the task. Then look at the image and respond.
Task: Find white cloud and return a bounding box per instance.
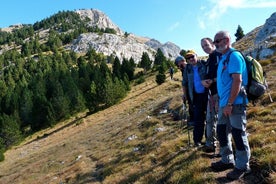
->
[207,0,276,20]
[197,18,206,30]
[168,22,180,31]
[197,0,276,29]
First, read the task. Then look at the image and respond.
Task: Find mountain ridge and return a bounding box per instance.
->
[1,9,276,62]
[0,9,275,184]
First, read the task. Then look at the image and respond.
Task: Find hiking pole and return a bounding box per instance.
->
[187,122,191,146]
[264,78,273,103]
[182,102,191,146]
[182,102,188,126]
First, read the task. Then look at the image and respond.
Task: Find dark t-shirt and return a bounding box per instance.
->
[205,51,221,95]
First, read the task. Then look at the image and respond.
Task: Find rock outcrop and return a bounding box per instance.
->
[71,9,181,62]
[235,12,276,59]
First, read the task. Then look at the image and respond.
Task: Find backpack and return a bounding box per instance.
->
[224,50,267,101]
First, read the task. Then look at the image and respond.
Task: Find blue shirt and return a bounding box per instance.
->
[193,66,205,93]
[217,49,248,107]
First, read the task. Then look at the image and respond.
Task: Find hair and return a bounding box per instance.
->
[215,30,231,41]
[201,37,213,43]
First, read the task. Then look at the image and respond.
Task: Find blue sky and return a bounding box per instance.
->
[1,0,276,56]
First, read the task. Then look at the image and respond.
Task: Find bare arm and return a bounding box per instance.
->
[224,73,242,116]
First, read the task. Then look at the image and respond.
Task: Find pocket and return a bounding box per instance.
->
[232,104,246,114]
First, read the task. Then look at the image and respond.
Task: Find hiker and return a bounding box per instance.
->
[174,56,187,72]
[182,50,208,146]
[174,56,193,121]
[200,37,221,153]
[169,66,174,79]
[211,30,251,180]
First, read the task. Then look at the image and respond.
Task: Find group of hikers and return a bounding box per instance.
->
[174,30,251,181]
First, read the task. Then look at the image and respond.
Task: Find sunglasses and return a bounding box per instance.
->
[186,55,195,60]
[213,38,227,44]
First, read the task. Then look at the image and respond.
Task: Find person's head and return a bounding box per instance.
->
[175,56,187,69]
[213,31,231,54]
[201,37,216,54]
[185,50,198,66]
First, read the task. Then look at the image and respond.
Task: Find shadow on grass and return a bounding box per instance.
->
[23,114,87,146]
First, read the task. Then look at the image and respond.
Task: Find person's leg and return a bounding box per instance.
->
[187,94,194,122]
[205,99,214,147]
[205,94,219,148]
[211,106,235,172]
[216,107,234,164]
[229,105,250,170]
[227,105,251,180]
[193,93,207,145]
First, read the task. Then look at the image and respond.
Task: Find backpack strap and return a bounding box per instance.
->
[222,49,247,105]
[223,50,238,65]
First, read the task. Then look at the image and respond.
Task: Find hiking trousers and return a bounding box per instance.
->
[205,94,218,148]
[217,104,251,170]
[192,92,208,144]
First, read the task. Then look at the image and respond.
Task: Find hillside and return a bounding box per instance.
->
[0,59,275,183]
[0,9,275,184]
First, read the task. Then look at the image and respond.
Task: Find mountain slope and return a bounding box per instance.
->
[0,9,275,184]
[0,63,275,183]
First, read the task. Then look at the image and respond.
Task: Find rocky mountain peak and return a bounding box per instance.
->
[75,9,125,36]
[233,11,276,59]
[71,9,181,62]
[255,12,276,43]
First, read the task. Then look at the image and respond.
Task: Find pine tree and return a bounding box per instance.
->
[235,25,245,41]
[139,52,152,72]
[154,48,166,66]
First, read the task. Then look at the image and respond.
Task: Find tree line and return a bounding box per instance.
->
[0,33,173,163]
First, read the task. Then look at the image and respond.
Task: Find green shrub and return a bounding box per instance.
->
[156,72,166,85]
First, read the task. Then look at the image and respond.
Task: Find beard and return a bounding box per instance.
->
[216,44,228,54]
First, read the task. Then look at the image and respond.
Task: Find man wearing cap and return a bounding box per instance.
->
[175,56,187,72]
[174,56,193,121]
[182,50,208,146]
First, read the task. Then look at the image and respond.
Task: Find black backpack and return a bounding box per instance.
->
[223,50,267,101]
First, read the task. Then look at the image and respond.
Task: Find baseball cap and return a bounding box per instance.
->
[174,56,185,66]
[185,50,197,57]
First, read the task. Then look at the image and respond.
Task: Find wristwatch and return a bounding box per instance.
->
[227,102,233,106]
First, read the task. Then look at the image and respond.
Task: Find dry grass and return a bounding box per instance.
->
[0,59,275,184]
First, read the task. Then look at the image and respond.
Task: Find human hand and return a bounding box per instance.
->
[201,79,212,88]
[223,105,233,116]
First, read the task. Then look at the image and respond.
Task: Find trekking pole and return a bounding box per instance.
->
[182,102,191,146]
[264,78,273,103]
[212,113,218,157]
[187,122,191,146]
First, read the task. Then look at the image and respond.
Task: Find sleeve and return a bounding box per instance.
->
[228,52,244,74]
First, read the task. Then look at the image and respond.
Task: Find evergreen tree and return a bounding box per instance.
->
[112,56,122,79]
[179,49,187,57]
[139,52,152,72]
[0,113,22,148]
[155,62,167,85]
[121,58,135,81]
[235,25,245,41]
[154,48,166,66]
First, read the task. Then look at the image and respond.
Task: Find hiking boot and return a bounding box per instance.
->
[187,121,195,126]
[226,167,251,180]
[203,145,215,153]
[194,142,202,147]
[211,160,234,172]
